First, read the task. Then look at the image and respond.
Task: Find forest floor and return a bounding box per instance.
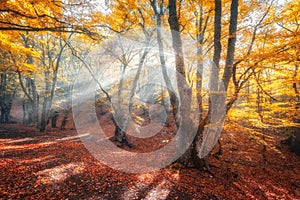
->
[0,113,300,199]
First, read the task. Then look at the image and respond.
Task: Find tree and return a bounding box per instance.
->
[39,33,70,132]
[0,0,99,35]
[168,0,199,167]
[166,0,238,169]
[150,0,179,123]
[0,0,105,130]
[0,71,17,123]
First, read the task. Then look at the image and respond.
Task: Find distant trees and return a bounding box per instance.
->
[0,0,102,129]
[0,71,17,123]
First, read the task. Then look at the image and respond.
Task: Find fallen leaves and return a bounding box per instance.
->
[0,123,300,199]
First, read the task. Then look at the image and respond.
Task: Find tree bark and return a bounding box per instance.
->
[167,0,239,170]
[19,34,40,129]
[168,0,195,167]
[213,0,222,70]
[196,6,210,120]
[0,71,17,123]
[113,39,150,147]
[283,64,300,155]
[39,35,67,132]
[222,0,239,92]
[150,0,179,125]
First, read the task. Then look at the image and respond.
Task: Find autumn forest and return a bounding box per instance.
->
[0,0,300,199]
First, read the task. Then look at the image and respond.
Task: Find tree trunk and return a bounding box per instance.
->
[283,64,300,155]
[39,71,51,132]
[0,73,7,123]
[196,5,210,120]
[60,107,71,130]
[0,72,7,104]
[113,31,151,147]
[19,34,40,130]
[0,72,15,123]
[30,78,40,131]
[168,0,196,167]
[222,0,239,92]
[290,129,300,155]
[167,0,239,170]
[150,0,179,125]
[39,36,66,132]
[22,76,39,130]
[213,0,222,70]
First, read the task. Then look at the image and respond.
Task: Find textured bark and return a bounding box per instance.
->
[213,0,222,70]
[39,36,67,132]
[19,77,38,127]
[19,35,39,129]
[222,0,239,91]
[150,0,179,124]
[0,73,7,123]
[60,106,71,130]
[0,72,17,123]
[196,6,210,120]
[293,64,300,108]
[167,0,239,171]
[283,64,300,155]
[168,0,195,167]
[290,130,300,155]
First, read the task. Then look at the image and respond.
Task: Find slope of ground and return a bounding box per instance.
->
[0,121,299,199]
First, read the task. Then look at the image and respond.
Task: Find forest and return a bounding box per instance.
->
[0,0,300,199]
